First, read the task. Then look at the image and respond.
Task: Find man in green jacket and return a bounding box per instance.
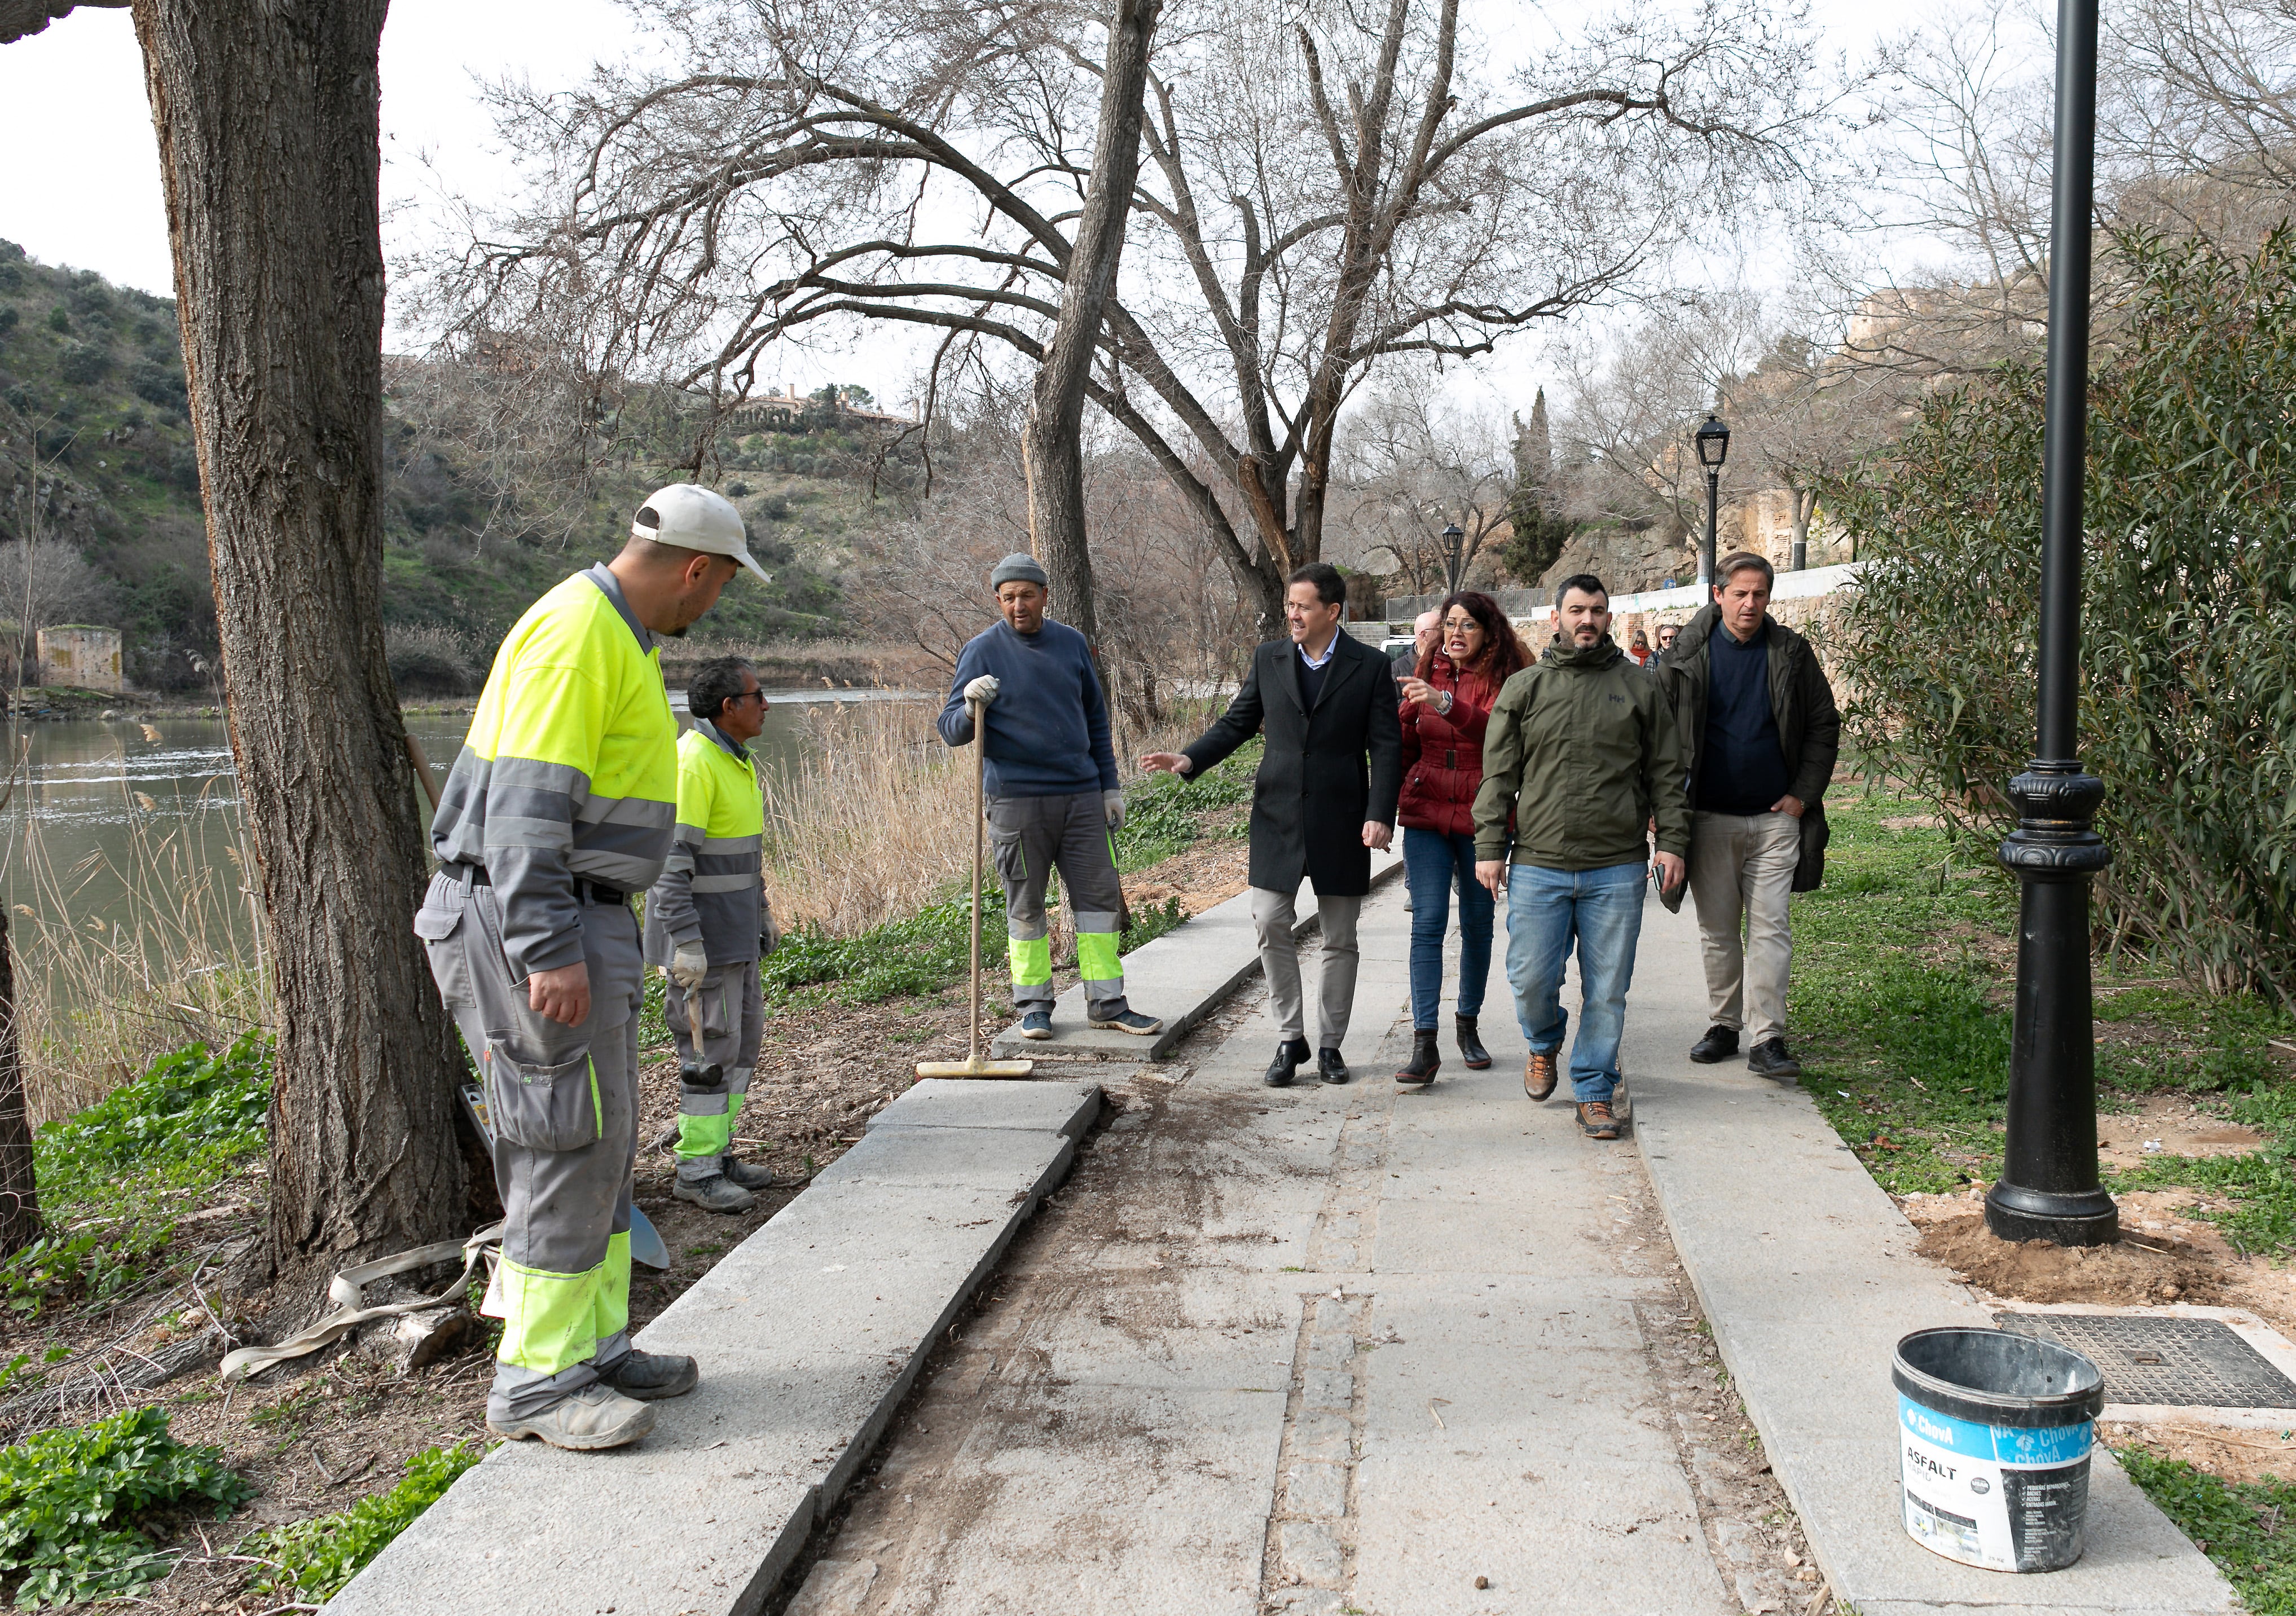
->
[1653,552,1841,1081]
[1473,575,1691,1140]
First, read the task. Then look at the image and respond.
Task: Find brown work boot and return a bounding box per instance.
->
[1576,1101,1621,1141]
[1523,1049,1558,1102]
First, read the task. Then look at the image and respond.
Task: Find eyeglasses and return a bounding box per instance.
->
[727,689,766,706]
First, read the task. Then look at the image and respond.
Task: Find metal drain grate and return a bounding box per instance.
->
[1997,1313,2296,1408]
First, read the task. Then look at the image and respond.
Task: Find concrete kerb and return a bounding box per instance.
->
[989,849,1405,1060]
[327,1078,1102,1616]
[1623,897,2235,1615]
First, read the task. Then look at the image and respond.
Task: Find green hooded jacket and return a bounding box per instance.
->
[1472,637,1691,870]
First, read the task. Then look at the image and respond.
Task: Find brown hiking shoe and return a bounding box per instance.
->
[1523,1050,1558,1102]
[1576,1102,1620,1140]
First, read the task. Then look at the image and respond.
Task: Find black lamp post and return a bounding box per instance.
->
[1984,0,2118,1248]
[1694,414,1730,589]
[1441,522,1464,593]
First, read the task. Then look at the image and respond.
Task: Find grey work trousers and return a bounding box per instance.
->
[416,870,643,1421]
[986,790,1130,1017]
[665,961,764,1181]
[1249,886,1363,1050]
[1688,810,1801,1049]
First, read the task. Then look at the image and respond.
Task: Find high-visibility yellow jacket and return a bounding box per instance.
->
[642,719,766,966]
[430,565,677,975]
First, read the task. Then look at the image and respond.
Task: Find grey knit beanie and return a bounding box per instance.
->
[989,552,1049,589]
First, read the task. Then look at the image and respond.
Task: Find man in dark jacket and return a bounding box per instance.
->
[1473,575,1690,1141]
[1142,562,1401,1087]
[1654,552,1841,1081]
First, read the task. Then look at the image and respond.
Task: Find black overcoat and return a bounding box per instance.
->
[1180,632,1403,896]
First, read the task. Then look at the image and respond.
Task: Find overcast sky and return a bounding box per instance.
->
[0,0,1932,412]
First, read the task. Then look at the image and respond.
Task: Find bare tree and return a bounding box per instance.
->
[16,0,469,1309]
[1723,334,1914,566]
[1339,376,1513,597]
[428,0,1823,634]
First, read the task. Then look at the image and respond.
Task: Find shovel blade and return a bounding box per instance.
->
[628,1205,670,1269]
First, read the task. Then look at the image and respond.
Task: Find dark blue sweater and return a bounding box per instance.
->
[1697,622,1792,814]
[938,619,1119,797]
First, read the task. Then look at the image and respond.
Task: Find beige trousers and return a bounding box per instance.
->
[1250,886,1363,1050]
[1688,811,1801,1048]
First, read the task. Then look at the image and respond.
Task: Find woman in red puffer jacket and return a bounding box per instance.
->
[1393,591,1529,1087]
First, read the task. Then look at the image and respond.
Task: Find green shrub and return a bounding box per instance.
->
[1832,228,2296,1005]
[245,1442,481,1601]
[44,304,67,334]
[35,1030,271,1194]
[0,1407,253,1608]
[56,342,109,385]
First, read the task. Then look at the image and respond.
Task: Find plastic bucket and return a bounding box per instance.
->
[1892,1327,2104,1573]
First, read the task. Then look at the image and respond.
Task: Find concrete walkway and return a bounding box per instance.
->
[784,882,1811,1616]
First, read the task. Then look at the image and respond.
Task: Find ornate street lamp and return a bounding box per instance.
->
[1441,522,1464,593]
[1694,414,1730,589]
[1986,0,2118,1248]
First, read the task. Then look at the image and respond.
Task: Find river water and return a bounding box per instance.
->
[0,691,922,976]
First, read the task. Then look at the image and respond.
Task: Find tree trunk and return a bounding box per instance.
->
[0,900,36,1257]
[133,0,465,1305]
[1024,0,1161,654]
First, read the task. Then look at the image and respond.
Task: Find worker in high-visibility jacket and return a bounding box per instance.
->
[414,485,772,1452]
[643,656,781,1213]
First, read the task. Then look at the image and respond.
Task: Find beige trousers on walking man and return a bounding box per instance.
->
[1250,887,1363,1050]
[1688,811,1801,1049]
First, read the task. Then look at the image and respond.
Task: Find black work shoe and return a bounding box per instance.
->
[1264,1038,1310,1087]
[720,1155,776,1191]
[1455,1015,1492,1070]
[596,1348,699,1401]
[1688,1025,1740,1064]
[673,1173,754,1213]
[1090,1009,1164,1036]
[1747,1038,1803,1082]
[1395,1029,1440,1087]
[1318,1047,1351,1085]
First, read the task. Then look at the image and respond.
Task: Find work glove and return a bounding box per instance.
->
[758,899,782,958]
[667,942,710,992]
[964,674,1000,704]
[1103,789,1125,831]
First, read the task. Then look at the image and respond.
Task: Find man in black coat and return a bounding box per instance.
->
[1142,562,1402,1087]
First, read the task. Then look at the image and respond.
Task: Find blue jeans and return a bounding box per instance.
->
[1403,827,1493,1030]
[1504,860,1648,1103]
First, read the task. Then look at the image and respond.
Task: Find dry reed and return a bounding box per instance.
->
[3,755,268,1126]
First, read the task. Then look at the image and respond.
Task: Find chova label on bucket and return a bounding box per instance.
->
[1899,1396,2092,1572]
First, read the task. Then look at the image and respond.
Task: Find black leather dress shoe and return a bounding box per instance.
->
[1318,1047,1351,1085]
[1264,1038,1310,1087]
[1747,1038,1803,1082]
[1688,1025,1740,1064]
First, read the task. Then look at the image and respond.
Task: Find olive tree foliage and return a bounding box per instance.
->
[1829,231,2296,1005]
[423,0,1826,633]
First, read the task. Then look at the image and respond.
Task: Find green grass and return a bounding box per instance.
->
[244,1441,482,1601]
[0,1407,254,1608]
[2,1031,270,1320]
[1791,792,2296,1235]
[2118,1448,2296,1613]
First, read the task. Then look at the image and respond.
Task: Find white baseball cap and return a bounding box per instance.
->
[631,484,772,586]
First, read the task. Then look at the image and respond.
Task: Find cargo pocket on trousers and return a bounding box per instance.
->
[986,812,1028,887]
[483,1042,601,1152]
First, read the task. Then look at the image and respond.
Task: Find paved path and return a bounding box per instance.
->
[785,882,1814,1616]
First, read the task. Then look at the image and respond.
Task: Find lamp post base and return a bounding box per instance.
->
[1984,1178,2119,1245]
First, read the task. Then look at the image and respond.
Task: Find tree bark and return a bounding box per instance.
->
[0,900,37,1256]
[1023,0,1161,653]
[132,0,465,1304]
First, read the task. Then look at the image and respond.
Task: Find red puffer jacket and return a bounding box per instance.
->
[1397,655,1501,837]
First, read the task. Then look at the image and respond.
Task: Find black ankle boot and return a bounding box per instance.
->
[1454,1015,1492,1069]
[1395,1029,1440,1086]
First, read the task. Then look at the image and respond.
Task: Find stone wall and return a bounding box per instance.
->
[36,623,123,693]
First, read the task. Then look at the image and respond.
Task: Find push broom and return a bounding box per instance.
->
[917,693,1036,1079]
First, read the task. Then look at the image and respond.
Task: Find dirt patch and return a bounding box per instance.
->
[2106,1420,2296,1488]
[2098,1093,2264,1173]
[1881,813,1945,830]
[1912,1208,2223,1307]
